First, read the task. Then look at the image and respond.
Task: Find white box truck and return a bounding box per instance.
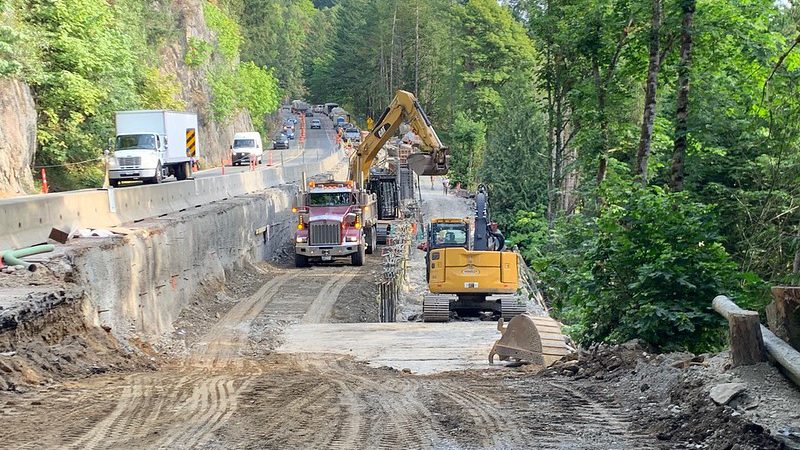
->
[230,131,264,165]
[108,110,199,186]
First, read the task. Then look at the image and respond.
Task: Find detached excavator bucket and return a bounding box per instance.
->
[489,314,569,367]
[407,151,449,176]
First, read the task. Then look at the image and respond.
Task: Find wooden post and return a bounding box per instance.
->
[712,296,767,367]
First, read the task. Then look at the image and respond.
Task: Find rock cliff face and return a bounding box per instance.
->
[162,0,253,167]
[0,79,36,196]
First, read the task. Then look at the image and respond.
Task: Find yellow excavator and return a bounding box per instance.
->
[349,90,448,185]
[420,184,525,321]
[418,184,569,365]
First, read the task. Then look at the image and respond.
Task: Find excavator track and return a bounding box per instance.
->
[422,295,453,322]
[498,296,528,321]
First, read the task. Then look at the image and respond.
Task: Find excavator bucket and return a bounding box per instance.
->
[488,313,569,367]
[407,150,449,176]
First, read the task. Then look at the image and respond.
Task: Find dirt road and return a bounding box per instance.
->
[0,246,667,449]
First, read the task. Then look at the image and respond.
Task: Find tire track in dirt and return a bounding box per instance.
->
[301,267,358,323]
[62,273,294,449]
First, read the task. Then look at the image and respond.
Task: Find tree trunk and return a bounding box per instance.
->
[670,0,696,192]
[389,2,398,94]
[415,0,420,95]
[635,0,662,184]
[593,59,610,186]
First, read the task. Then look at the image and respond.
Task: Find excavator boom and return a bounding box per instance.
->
[349,90,448,185]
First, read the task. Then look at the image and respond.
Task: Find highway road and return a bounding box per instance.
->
[194,111,340,180]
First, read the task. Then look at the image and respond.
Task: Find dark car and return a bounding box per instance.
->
[273,134,290,149]
[305,110,313,117]
[310,118,322,129]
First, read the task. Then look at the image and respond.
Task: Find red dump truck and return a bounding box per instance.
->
[293,178,378,267]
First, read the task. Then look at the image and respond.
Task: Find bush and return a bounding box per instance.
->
[185,37,212,67]
[512,178,761,353]
[203,1,242,62]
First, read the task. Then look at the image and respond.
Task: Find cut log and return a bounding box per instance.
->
[728,310,767,367]
[714,295,800,387]
[712,296,767,367]
[768,286,800,351]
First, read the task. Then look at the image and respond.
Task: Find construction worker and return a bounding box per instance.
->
[442,177,449,195]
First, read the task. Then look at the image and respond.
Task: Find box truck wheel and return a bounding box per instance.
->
[147,163,163,184]
[351,244,365,266]
[109,179,120,188]
[295,253,309,268]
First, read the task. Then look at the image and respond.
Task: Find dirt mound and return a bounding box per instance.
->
[0,292,151,392]
[546,341,791,449]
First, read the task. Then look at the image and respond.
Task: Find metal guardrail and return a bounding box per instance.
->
[1,152,345,251]
[379,221,412,322]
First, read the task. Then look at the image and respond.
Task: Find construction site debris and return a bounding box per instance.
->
[709,382,747,405]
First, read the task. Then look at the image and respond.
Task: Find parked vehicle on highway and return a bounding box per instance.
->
[324,102,339,115]
[291,100,310,114]
[273,133,290,149]
[108,110,198,186]
[310,118,322,129]
[344,127,361,143]
[230,131,263,166]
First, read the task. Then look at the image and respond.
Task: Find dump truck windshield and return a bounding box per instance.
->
[308,192,351,206]
[116,134,156,150]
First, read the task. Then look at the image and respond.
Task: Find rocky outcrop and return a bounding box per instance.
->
[0,79,36,196]
[160,0,253,167]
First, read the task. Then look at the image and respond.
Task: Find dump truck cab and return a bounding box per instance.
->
[293,179,377,268]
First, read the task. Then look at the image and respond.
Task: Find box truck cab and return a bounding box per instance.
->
[109,110,199,186]
[230,132,264,165]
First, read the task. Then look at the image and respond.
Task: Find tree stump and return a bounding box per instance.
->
[768,286,800,351]
[728,310,767,367]
[712,296,767,367]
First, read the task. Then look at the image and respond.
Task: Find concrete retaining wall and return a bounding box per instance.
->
[1,152,344,251]
[71,186,294,341]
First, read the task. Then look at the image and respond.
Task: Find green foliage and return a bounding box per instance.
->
[140,67,185,110]
[208,68,238,121]
[513,171,757,352]
[185,37,212,67]
[446,112,486,190]
[203,1,242,62]
[209,62,281,129]
[25,0,145,188]
[237,61,280,131]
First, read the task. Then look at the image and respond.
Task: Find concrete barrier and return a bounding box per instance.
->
[1,152,346,251]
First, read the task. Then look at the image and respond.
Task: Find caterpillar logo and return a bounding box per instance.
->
[185,128,197,157]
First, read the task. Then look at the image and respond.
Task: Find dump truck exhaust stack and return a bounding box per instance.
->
[489,313,569,366]
[407,149,449,176]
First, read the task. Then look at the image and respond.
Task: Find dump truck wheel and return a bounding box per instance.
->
[352,244,365,266]
[365,226,377,254]
[295,253,309,268]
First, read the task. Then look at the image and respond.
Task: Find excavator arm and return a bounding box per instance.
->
[348,90,448,185]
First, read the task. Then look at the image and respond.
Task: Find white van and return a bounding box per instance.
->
[231,132,264,165]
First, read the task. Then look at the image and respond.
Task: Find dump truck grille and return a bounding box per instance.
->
[117,156,141,167]
[310,222,341,245]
